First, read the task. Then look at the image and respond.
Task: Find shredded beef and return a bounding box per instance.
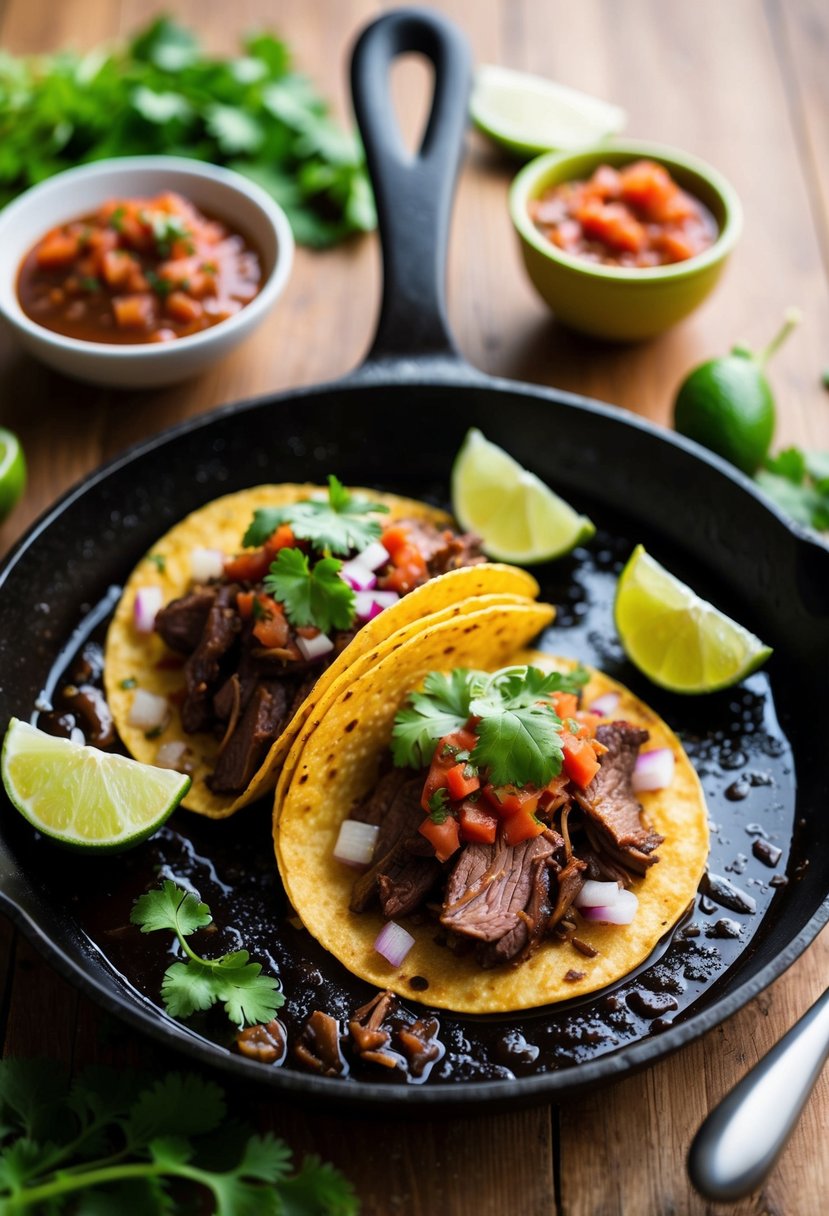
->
[209,680,292,793]
[575,721,663,870]
[155,587,217,655]
[350,776,442,917]
[180,585,241,733]
[549,855,587,930]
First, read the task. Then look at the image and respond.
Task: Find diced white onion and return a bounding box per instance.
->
[588,691,621,717]
[575,879,621,909]
[354,589,400,621]
[133,586,163,634]
[339,558,377,592]
[333,820,380,868]
[579,888,639,925]
[632,748,675,792]
[357,540,391,571]
[155,740,189,770]
[190,547,224,583]
[373,920,415,967]
[296,632,335,661]
[127,688,169,731]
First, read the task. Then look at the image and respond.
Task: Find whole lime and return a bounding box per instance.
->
[673,353,775,475]
[0,427,26,522]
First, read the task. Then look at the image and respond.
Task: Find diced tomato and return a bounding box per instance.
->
[224,548,271,583]
[578,199,645,253]
[112,294,155,330]
[166,291,203,324]
[538,773,569,812]
[36,232,80,268]
[379,525,410,559]
[482,783,541,819]
[653,230,697,262]
[619,160,676,219]
[252,597,289,648]
[378,524,429,594]
[561,730,601,788]
[502,806,545,847]
[445,762,480,801]
[551,691,579,720]
[420,728,478,813]
[101,249,139,289]
[586,164,621,200]
[418,815,461,862]
[264,524,296,559]
[236,590,255,618]
[458,801,498,845]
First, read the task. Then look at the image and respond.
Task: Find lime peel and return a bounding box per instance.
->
[1,718,190,850]
[0,427,26,522]
[614,545,772,694]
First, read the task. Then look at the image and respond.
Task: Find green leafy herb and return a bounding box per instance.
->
[0,17,376,248]
[427,788,450,823]
[130,879,283,1028]
[143,724,164,741]
[392,669,487,769]
[264,548,355,634]
[244,474,390,555]
[756,447,829,531]
[108,205,126,232]
[0,1060,357,1214]
[146,552,166,572]
[146,270,174,299]
[251,595,271,621]
[79,275,101,293]
[147,211,192,257]
[119,676,137,690]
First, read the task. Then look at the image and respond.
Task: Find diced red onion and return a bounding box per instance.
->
[575,879,621,909]
[587,691,621,717]
[339,559,377,592]
[333,820,380,868]
[190,547,224,583]
[155,740,188,770]
[296,632,335,661]
[373,920,415,967]
[133,586,163,634]
[127,688,169,731]
[579,888,639,925]
[354,590,400,621]
[632,748,675,792]
[356,540,390,571]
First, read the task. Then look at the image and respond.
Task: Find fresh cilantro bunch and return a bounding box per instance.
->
[756,448,829,531]
[392,665,589,786]
[131,880,283,1028]
[264,549,354,634]
[0,17,376,247]
[244,475,390,555]
[0,1060,357,1214]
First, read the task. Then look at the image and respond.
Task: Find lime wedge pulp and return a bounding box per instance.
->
[0,427,26,522]
[614,545,772,693]
[470,64,627,158]
[1,719,190,850]
[451,428,595,564]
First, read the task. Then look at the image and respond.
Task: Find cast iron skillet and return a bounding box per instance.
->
[1,8,829,1112]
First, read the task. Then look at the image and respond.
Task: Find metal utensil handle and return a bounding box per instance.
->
[687,985,829,1201]
[350,7,472,364]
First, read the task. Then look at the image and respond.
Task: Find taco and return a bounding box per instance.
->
[275,630,709,1015]
[105,478,543,818]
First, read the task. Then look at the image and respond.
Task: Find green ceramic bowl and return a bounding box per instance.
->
[509,141,742,341]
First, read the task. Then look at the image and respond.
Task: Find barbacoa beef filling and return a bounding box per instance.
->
[349,718,664,970]
[154,516,483,794]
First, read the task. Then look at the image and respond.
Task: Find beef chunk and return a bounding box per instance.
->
[549,855,587,930]
[155,587,217,655]
[575,721,664,869]
[209,680,292,793]
[180,585,241,733]
[350,776,442,917]
[441,833,558,966]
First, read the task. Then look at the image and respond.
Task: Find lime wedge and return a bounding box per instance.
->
[614,545,772,693]
[2,719,190,850]
[470,64,626,158]
[451,428,595,563]
[0,427,26,522]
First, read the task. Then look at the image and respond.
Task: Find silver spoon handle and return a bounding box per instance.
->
[687,985,829,1201]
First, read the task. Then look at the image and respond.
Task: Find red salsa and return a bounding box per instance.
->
[529,160,718,268]
[17,192,263,343]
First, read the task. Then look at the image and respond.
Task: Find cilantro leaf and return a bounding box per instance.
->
[125,1074,225,1143]
[264,548,355,634]
[472,704,564,787]
[243,475,389,554]
[427,788,450,822]
[756,446,829,531]
[391,669,488,769]
[130,879,212,937]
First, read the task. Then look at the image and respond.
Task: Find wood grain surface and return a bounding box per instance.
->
[1,2,828,1213]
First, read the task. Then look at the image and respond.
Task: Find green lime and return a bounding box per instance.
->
[673,309,800,476]
[1,718,190,850]
[451,427,595,563]
[470,64,626,159]
[0,427,26,522]
[614,545,772,694]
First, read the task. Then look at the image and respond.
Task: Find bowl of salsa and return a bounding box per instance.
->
[0,157,294,386]
[509,141,742,341]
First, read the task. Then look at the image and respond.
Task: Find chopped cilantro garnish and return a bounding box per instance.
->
[201,260,217,274]
[427,788,450,823]
[264,547,354,634]
[79,275,101,292]
[391,669,485,770]
[148,211,192,257]
[108,204,126,232]
[243,474,390,555]
[144,724,164,740]
[119,676,138,689]
[756,447,829,531]
[147,552,166,571]
[251,596,270,621]
[146,271,174,299]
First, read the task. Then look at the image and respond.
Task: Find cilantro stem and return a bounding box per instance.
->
[7,1162,169,1210]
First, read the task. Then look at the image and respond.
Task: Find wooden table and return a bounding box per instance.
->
[1,1,828,1212]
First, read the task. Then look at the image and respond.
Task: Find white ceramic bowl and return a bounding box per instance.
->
[0,156,294,388]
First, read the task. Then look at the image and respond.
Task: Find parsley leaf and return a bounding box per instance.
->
[263,548,355,634]
[130,880,283,1029]
[244,475,390,555]
[391,669,488,769]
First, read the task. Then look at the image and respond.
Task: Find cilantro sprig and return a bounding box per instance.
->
[130,880,283,1029]
[244,474,390,555]
[392,665,589,787]
[264,548,355,634]
[756,447,829,531]
[0,1060,357,1214]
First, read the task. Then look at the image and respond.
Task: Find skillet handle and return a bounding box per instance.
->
[687,985,829,1201]
[350,8,472,365]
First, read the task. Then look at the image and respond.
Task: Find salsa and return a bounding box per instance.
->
[529,160,718,268]
[17,191,263,343]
